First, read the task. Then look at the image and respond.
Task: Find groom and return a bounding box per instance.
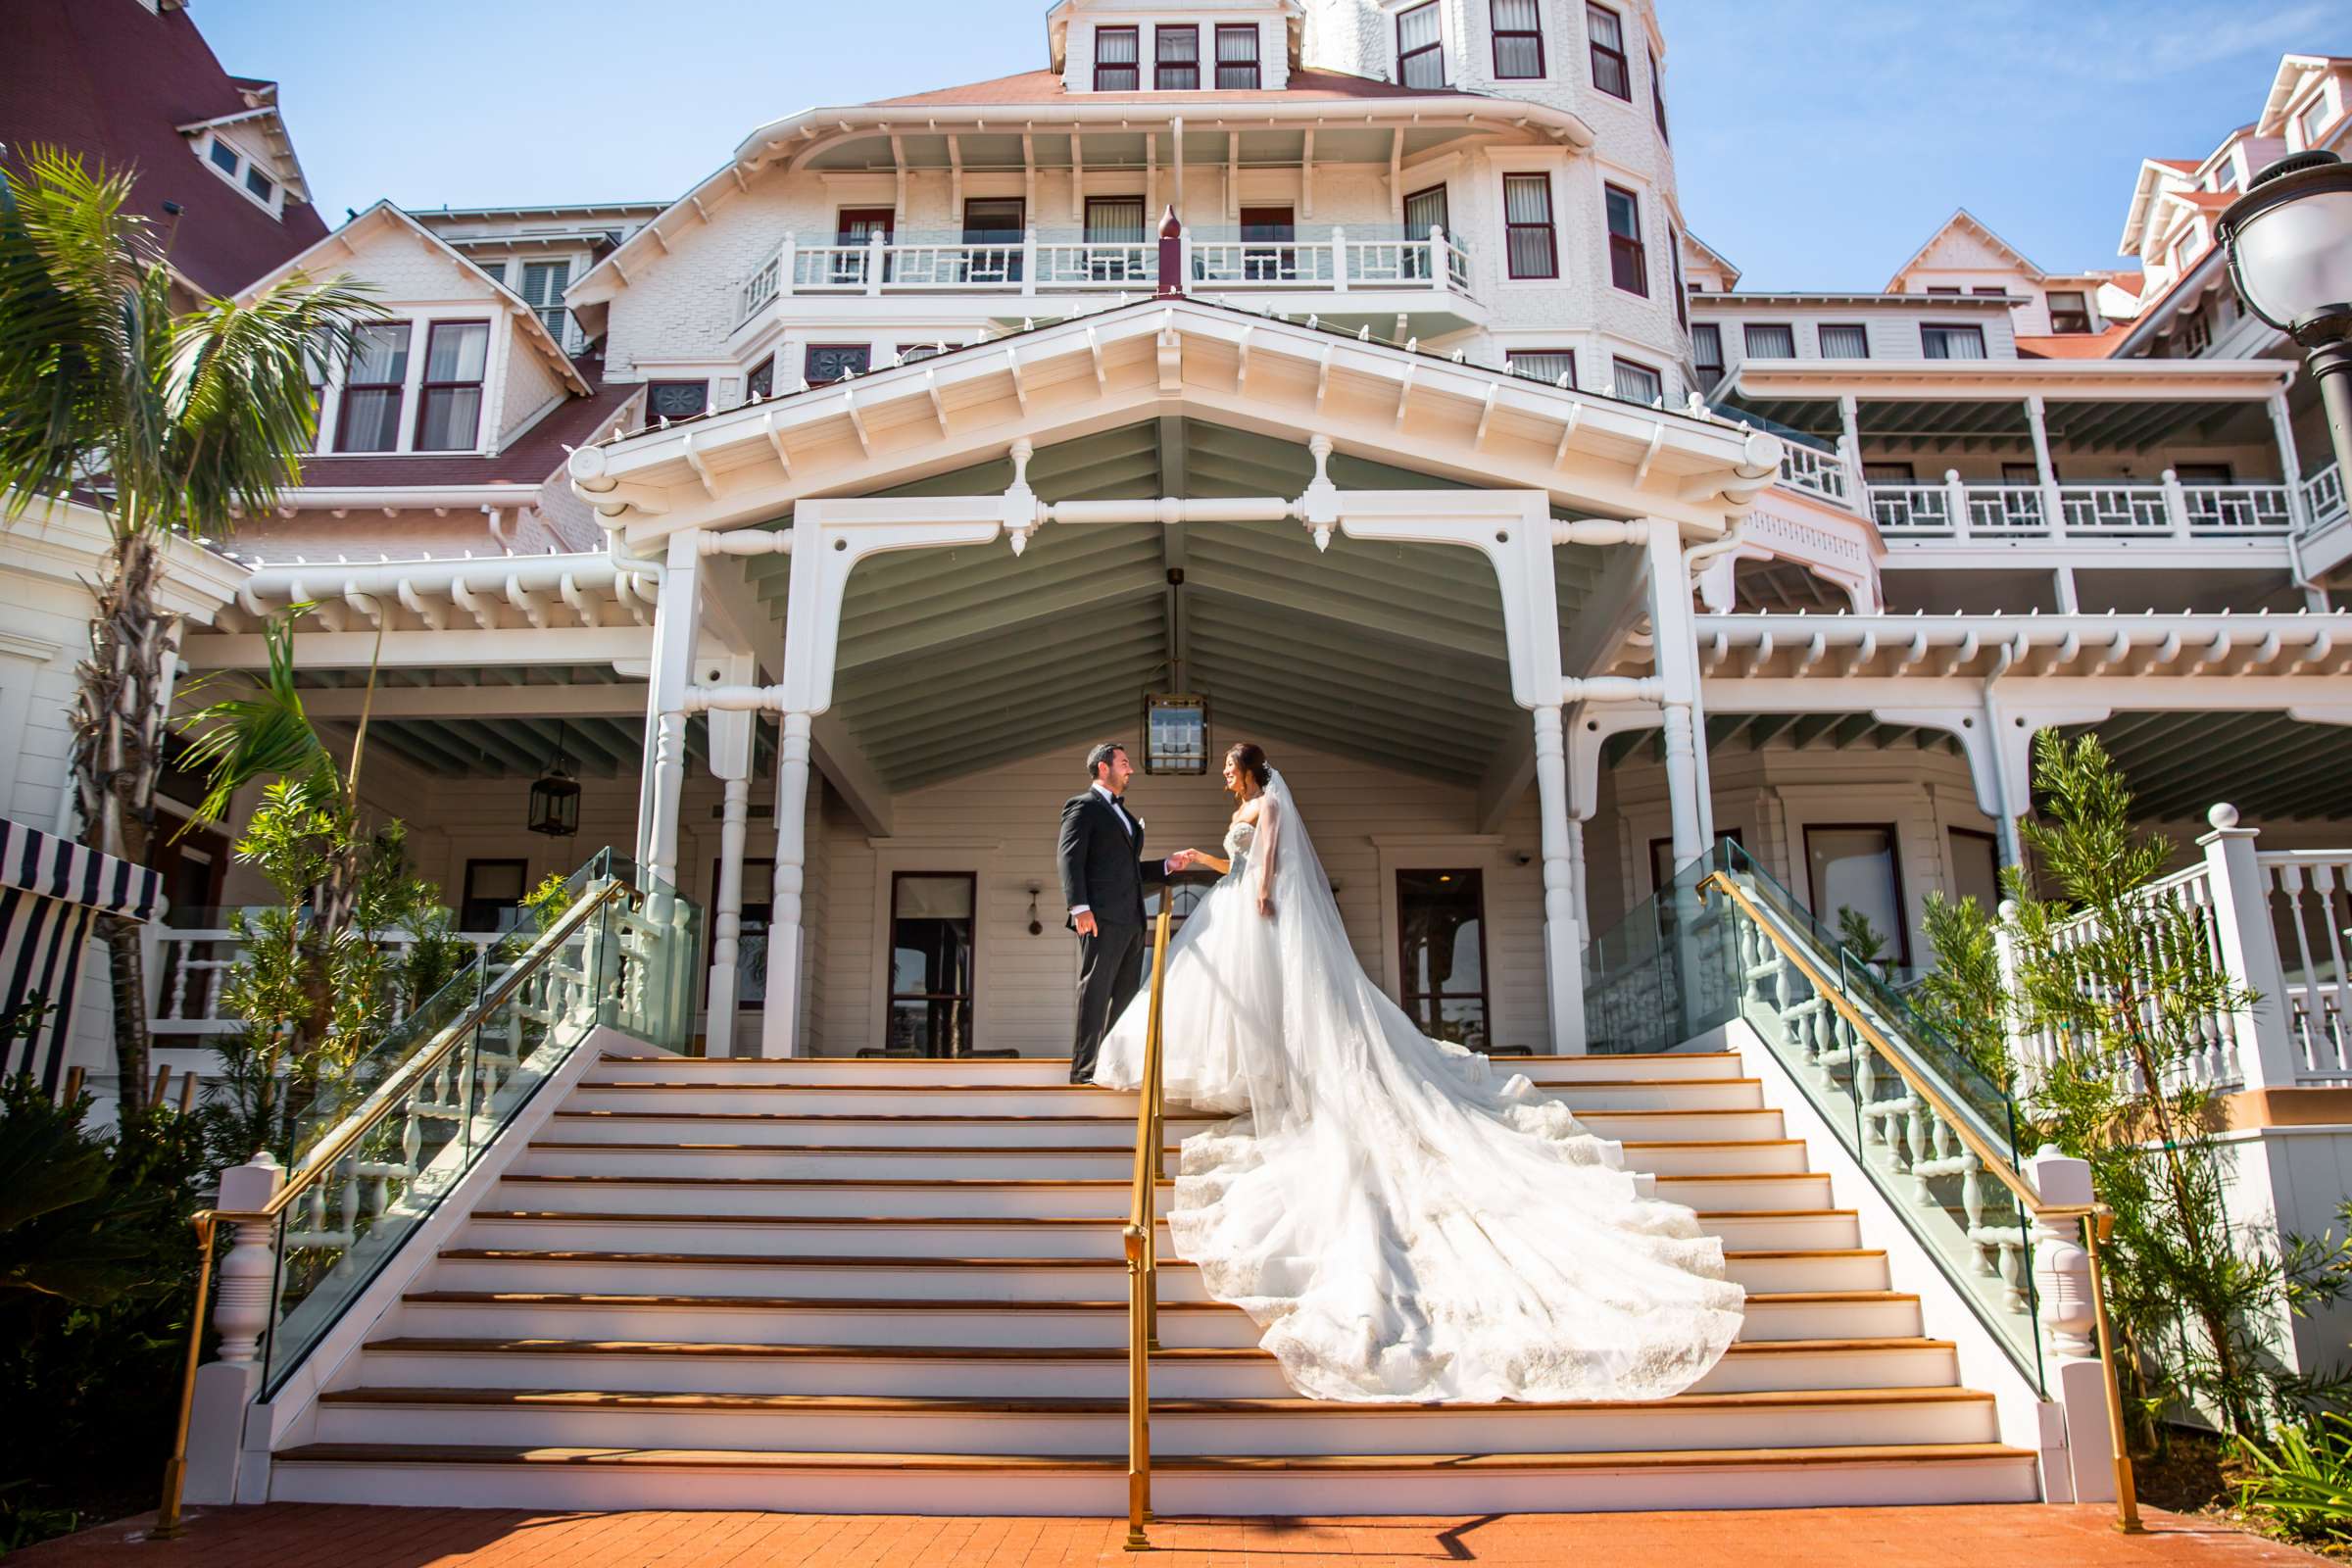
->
[1059,742,1191,1084]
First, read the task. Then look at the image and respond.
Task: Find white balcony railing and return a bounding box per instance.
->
[1777,443,1853,507]
[1855,469,2301,543]
[147,921,510,1038]
[2303,461,2346,534]
[732,226,1476,327]
[1869,483,1954,535]
[1965,483,2048,533]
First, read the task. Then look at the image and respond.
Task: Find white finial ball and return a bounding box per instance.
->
[2207,803,2239,830]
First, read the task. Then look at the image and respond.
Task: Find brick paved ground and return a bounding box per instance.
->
[12,1504,2330,1568]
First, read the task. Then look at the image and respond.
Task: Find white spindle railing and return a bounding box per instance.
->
[151,923,509,1037]
[1870,484,1955,536]
[886,243,1026,289]
[1778,443,1851,505]
[2302,462,2346,533]
[2180,483,2294,534]
[1034,240,1155,288]
[2057,483,2171,534]
[1965,484,2047,533]
[736,249,783,323]
[1191,240,1336,287]
[2260,851,2352,1087]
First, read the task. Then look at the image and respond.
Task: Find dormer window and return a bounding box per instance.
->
[1396,4,1445,89]
[193,130,283,218]
[1216,24,1260,88]
[1096,25,1141,90]
[208,140,240,176]
[245,166,275,203]
[2298,91,2331,148]
[1156,25,1200,90]
[2046,290,2091,334]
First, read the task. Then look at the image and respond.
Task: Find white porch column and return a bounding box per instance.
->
[2026,395,2064,540]
[760,710,814,1058]
[1531,705,1587,1053]
[703,707,755,1058]
[1644,523,1705,868]
[1837,393,1866,501]
[643,528,703,893]
[2197,804,2299,1091]
[2269,389,2310,534]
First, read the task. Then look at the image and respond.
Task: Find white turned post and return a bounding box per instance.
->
[2161,467,2192,540]
[182,1152,285,1505]
[2268,389,2309,533]
[1838,393,1866,504]
[2198,803,2298,1091]
[777,232,797,298]
[1644,524,1705,869]
[760,710,814,1058]
[865,227,887,296]
[2028,1145,2114,1504]
[1532,706,1587,1054]
[704,766,752,1058]
[2026,395,2064,539]
[1331,224,1348,291]
[1428,223,1446,285]
[1021,224,1038,297]
[1945,468,1973,539]
[644,529,702,896]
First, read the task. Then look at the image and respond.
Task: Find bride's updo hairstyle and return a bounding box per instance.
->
[1226,742,1271,790]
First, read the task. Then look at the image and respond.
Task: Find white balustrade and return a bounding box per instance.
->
[151,923,507,1037]
[2056,483,2171,534]
[1191,240,1335,287]
[2180,483,2294,534]
[2259,850,2352,1087]
[2302,462,2346,533]
[1778,443,1851,506]
[1869,484,1954,536]
[1964,484,2047,533]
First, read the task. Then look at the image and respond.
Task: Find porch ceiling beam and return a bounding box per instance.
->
[180,626,655,671]
[1210,690,1487,783]
[837,612,1164,709]
[290,682,646,719]
[1186,573,1498,664]
[2266,762,2352,818]
[837,576,1167,672]
[1558,544,1648,680]
[846,635,1166,738]
[408,715,548,776]
[1190,655,1509,754]
[2125,722,2343,815]
[1185,599,1509,688]
[1741,711,1802,750]
[500,710,634,775]
[861,666,1161,780]
[811,709,894,837]
[350,721,465,777]
[1192,522,1505,614]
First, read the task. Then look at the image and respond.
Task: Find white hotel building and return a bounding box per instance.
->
[9,0,2352,1524]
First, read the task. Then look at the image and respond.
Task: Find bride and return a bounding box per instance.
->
[1093,742,1744,1404]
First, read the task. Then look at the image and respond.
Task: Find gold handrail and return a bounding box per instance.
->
[1125,901,1175,1552]
[1699,869,2141,1532]
[151,873,631,1539]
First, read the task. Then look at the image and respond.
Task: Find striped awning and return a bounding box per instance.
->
[0,821,164,1094]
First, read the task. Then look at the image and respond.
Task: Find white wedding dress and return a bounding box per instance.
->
[1093,769,1744,1404]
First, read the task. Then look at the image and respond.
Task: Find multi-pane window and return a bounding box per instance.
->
[889,872,976,1056]
[1506,350,1576,386]
[1502,173,1557,279]
[1742,323,1795,360]
[747,356,774,400]
[803,345,870,385]
[1970,286,2006,297]
[1650,47,1668,137]
[1491,0,1544,78]
[208,140,240,175]
[336,321,410,453]
[1612,358,1663,404]
[1396,869,1489,1052]
[1921,323,1987,360]
[1587,4,1630,99]
[1403,183,1450,280]
[1805,824,1909,967]
[1604,183,1646,295]
[1215,24,1260,88]
[645,379,710,420]
[1926,285,1964,296]
[1690,323,1724,383]
[2045,290,2091,333]
[1669,225,1688,327]
[519,261,571,342]
[1817,323,1870,358]
[1396,3,1444,89]
[1155,24,1200,89]
[1094,25,1140,90]
[2299,92,2331,148]
[244,165,275,202]
[416,320,490,450]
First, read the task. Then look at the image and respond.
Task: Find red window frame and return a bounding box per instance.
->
[1604,183,1647,296]
[334,320,411,454]
[1396,3,1445,90]
[1505,349,1577,387]
[1501,172,1557,280]
[1650,47,1669,137]
[1587,4,1631,100]
[1095,25,1140,91]
[414,319,490,451]
[1215,24,1260,88]
[1669,225,1688,328]
[1612,357,1663,405]
[1690,323,1724,382]
[1155,24,1200,90]
[804,344,872,386]
[1490,0,1544,79]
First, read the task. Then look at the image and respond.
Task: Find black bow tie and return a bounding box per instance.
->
[1110,795,1127,808]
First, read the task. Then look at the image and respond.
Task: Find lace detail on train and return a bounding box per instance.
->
[1093,771,1744,1405]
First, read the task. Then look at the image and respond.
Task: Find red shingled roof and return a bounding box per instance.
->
[2016,325,2133,361]
[294,366,641,490]
[872,67,1485,107]
[0,0,328,298]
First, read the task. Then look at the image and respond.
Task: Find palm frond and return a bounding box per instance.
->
[175,612,338,828]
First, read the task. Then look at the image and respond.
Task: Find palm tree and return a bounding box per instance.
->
[0,145,374,1112]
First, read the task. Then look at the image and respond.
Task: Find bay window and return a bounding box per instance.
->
[1612,357,1663,404]
[1491,0,1544,78]
[1396,3,1445,89]
[335,321,410,453]
[1156,25,1200,89]
[1215,24,1260,88]
[415,320,490,450]
[1095,25,1140,90]
[1502,172,1557,279]
[1604,183,1646,295]
[1587,4,1630,100]
[2046,290,2091,333]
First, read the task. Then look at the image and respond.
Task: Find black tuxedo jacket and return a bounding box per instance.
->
[1057,789,1168,930]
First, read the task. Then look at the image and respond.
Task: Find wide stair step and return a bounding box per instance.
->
[272,1047,2039,1515]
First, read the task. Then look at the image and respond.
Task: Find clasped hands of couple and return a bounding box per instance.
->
[1069,843,1272,936]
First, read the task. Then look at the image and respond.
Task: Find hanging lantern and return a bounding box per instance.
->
[1142,693,1207,775]
[527,724,582,837]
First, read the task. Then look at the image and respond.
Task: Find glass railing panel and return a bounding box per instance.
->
[1581,841,1743,1054]
[1706,842,2043,1390]
[255,856,703,1396]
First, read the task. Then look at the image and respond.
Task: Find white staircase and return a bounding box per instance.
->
[269,1049,2040,1514]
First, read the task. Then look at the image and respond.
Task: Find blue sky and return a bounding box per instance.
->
[196,0,2345,289]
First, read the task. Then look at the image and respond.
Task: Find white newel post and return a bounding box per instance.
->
[2161,468,2193,541]
[703,710,754,1058]
[760,710,814,1058]
[1945,468,1973,540]
[776,232,797,298]
[865,227,887,296]
[182,1152,285,1505]
[2028,1144,2114,1503]
[1644,524,1705,869]
[645,529,703,897]
[2197,804,2298,1091]
[2268,389,2310,533]
[1531,705,1587,1053]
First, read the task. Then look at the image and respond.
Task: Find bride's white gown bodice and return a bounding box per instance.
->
[1095,779,1744,1404]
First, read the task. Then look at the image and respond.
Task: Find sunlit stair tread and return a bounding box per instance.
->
[591,1052,1743,1066]
[271,1440,2034,1474]
[403,1286,1914,1310]
[362,1334,1951,1362]
[317,1384,1990,1415]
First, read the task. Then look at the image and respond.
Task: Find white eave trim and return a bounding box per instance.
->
[1733,357,2293,397]
[271,484,553,511]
